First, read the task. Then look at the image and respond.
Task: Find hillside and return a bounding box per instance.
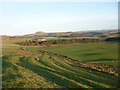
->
[22,29,119,38]
[2,38,119,88]
[1,29,119,39]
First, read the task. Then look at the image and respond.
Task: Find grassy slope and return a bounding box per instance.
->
[26,42,118,62]
[2,38,119,88]
[96,61,119,66]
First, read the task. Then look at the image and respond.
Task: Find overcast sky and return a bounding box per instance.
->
[0,2,118,35]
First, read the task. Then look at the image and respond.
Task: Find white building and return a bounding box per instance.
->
[38,39,46,42]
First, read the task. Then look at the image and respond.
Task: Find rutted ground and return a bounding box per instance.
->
[2,48,118,88]
[2,39,119,88]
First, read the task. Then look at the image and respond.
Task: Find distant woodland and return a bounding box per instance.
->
[20,38,100,46]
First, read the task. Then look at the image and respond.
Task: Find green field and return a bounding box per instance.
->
[26,42,118,62]
[2,38,119,88]
[94,61,119,66]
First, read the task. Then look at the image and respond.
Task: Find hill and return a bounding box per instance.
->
[22,29,119,38]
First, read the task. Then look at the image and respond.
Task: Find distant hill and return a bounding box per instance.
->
[23,29,119,38]
[25,31,47,36]
[0,35,10,40]
[1,29,119,41]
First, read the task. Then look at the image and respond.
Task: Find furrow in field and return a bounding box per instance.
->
[49,55,117,88]
[17,56,91,88]
[2,49,118,88]
[2,55,60,88]
[30,54,116,88]
[39,50,118,76]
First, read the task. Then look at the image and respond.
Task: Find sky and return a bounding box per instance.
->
[0,2,118,35]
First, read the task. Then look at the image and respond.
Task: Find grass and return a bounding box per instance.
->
[25,42,118,62]
[2,38,119,88]
[96,61,119,66]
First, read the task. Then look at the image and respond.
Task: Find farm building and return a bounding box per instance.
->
[38,39,46,42]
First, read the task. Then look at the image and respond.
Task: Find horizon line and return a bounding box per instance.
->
[0,29,118,36]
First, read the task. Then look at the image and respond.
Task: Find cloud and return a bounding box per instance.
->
[0,0,119,2]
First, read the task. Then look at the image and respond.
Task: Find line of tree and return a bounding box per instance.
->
[20,38,100,46]
[105,37,120,42]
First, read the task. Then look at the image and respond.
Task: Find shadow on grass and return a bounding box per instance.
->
[2,59,22,87]
[17,57,84,88]
[13,42,20,45]
[84,53,102,56]
[85,59,118,62]
[16,56,118,88]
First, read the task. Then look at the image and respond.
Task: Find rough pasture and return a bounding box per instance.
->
[38,50,119,76]
[2,39,119,88]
